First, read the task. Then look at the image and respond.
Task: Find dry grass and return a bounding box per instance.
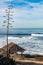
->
[35,57,43,61]
[10,54,43,64]
[10,54,24,60]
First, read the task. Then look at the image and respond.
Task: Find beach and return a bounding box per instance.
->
[0,28,43,65]
[0,42,43,65]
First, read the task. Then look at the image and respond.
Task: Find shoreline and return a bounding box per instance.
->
[0,42,43,65]
[16,62,43,65]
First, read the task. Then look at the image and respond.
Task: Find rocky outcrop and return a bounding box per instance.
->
[0,48,5,55]
[2,42,25,54]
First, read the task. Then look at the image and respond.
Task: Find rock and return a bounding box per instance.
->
[2,42,25,56]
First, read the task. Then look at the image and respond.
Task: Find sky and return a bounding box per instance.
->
[0,0,43,28]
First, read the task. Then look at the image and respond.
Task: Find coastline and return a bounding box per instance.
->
[0,42,43,65]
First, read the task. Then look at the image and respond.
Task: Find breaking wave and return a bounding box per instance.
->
[1,28,43,55]
[31,34,43,37]
[0,34,43,55]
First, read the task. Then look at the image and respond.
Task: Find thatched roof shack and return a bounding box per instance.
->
[2,42,25,54]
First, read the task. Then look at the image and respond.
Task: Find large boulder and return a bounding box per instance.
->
[2,42,25,55]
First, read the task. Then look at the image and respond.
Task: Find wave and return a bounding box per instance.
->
[31,34,43,37]
[22,51,43,56]
[0,33,43,36]
[0,36,43,55]
[0,33,31,35]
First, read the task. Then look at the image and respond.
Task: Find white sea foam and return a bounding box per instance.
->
[0,36,43,55]
[17,50,43,55]
[31,34,43,36]
[0,36,43,47]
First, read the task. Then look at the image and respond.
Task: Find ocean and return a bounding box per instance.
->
[0,28,43,55]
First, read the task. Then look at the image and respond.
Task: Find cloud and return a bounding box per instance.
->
[0,0,43,28]
[14,2,43,28]
[14,2,43,17]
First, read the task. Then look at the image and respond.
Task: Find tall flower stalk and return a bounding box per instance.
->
[3,5,14,58]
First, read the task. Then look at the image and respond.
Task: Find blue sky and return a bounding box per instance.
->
[0,0,43,28]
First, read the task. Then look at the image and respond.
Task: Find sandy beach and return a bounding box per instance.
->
[10,53,43,65]
[0,42,43,65]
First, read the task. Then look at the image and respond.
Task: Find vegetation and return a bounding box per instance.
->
[0,55,16,65]
[35,57,43,61]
